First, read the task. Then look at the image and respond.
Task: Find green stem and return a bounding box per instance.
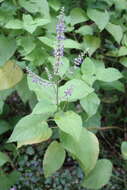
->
[56,80,59,111]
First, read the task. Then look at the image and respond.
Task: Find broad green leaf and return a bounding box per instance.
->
[60,128,99,174]
[48,0,60,11]
[120,57,127,67]
[82,74,96,86]
[55,111,82,140]
[76,25,93,36]
[83,112,101,132]
[17,36,36,55]
[114,0,127,10]
[32,99,57,115]
[23,14,50,33]
[5,16,50,33]
[96,68,122,82]
[19,0,50,18]
[106,23,123,44]
[64,39,81,49]
[0,152,10,167]
[70,8,88,26]
[81,57,96,75]
[59,79,94,102]
[8,114,52,148]
[80,92,100,117]
[82,35,101,56]
[25,47,48,66]
[87,9,109,31]
[0,99,4,114]
[0,36,16,66]
[43,141,65,177]
[38,36,54,48]
[0,171,20,190]
[27,76,56,103]
[5,19,22,29]
[0,120,10,135]
[118,46,127,57]
[66,67,82,80]
[121,141,127,160]
[16,76,33,103]
[99,81,125,92]
[82,159,112,189]
[0,61,23,90]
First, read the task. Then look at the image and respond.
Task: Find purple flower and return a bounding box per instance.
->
[10,187,16,190]
[64,86,73,97]
[53,7,65,74]
[26,67,54,87]
[74,52,85,66]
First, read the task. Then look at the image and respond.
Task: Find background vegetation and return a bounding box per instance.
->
[0,0,127,189]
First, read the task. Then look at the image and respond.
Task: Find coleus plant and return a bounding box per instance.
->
[8,7,123,189]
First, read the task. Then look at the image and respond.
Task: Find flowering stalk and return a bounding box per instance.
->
[53,7,65,75]
[53,7,65,110]
[26,67,54,87]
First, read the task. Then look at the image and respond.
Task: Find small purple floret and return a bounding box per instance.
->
[10,187,16,190]
[74,52,85,66]
[54,7,65,74]
[64,86,73,97]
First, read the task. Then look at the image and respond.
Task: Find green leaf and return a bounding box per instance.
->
[81,57,96,75]
[38,36,54,48]
[59,79,94,102]
[0,61,23,90]
[5,19,22,29]
[60,128,99,174]
[0,36,16,66]
[32,99,57,115]
[43,141,65,177]
[82,159,112,189]
[0,171,20,190]
[64,39,81,49]
[16,76,33,103]
[96,68,123,82]
[80,92,100,118]
[0,152,10,167]
[0,120,10,135]
[76,25,93,36]
[87,9,109,31]
[82,74,96,86]
[8,114,52,148]
[23,14,50,33]
[118,46,127,57]
[19,0,50,18]
[55,111,82,140]
[82,35,101,56]
[121,141,127,160]
[48,0,60,11]
[25,46,48,66]
[120,57,127,67]
[106,22,123,44]
[99,81,125,92]
[83,112,101,132]
[70,8,88,26]
[27,76,56,103]
[0,99,4,114]
[17,36,36,55]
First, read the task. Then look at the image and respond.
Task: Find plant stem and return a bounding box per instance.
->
[88,126,124,131]
[56,80,59,111]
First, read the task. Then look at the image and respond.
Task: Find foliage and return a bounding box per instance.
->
[0,0,127,189]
